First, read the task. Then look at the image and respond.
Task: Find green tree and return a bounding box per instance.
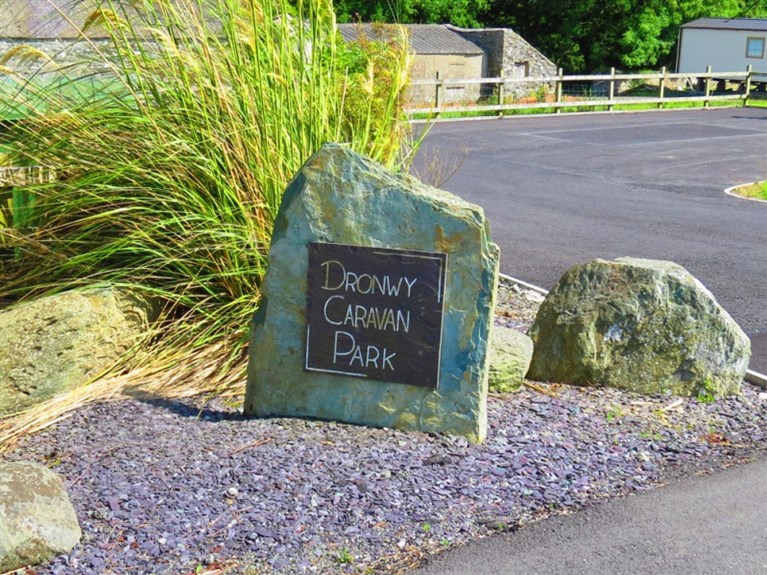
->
[336,0,767,71]
[334,0,408,23]
[621,0,766,69]
[481,0,767,71]
[334,0,489,27]
[479,0,635,71]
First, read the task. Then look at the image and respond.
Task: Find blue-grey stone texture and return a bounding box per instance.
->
[244,144,499,443]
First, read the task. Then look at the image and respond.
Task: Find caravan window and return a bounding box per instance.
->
[746,37,765,59]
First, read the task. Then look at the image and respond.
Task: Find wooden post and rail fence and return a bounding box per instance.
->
[0,165,56,188]
[0,67,765,188]
[406,66,767,117]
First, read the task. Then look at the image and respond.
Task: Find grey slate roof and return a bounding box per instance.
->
[1,0,213,39]
[1,0,105,38]
[337,23,485,55]
[681,18,767,32]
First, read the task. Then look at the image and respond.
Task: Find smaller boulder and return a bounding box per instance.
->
[488,328,534,393]
[528,258,751,397]
[0,286,158,414]
[0,461,81,572]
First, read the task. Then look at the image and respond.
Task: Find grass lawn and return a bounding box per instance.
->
[0,74,124,122]
[409,99,745,120]
[731,181,767,200]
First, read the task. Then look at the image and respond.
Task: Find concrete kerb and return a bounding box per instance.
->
[746,370,767,388]
[498,272,548,295]
[497,271,767,389]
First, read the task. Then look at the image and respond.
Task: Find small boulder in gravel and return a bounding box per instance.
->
[0,461,81,572]
[0,286,159,414]
[488,328,533,393]
[528,257,750,397]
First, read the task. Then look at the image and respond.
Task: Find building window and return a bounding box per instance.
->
[513,62,530,78]
[746,37,765,59]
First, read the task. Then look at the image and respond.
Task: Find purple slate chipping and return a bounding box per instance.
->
[5,382,767,575]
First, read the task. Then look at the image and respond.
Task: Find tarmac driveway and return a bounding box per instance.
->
[414,107,767,373]
[410,457,767,575]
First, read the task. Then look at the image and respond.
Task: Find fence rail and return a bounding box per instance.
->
[405,66,763,117]
[0,166,56,188]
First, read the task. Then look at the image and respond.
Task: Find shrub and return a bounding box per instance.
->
[0,0,416,445]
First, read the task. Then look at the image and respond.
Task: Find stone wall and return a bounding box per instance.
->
[452,26,558,99]
[2,0,116,39]
[450,28,504,79]
[0,38,116,76]
[407,53,487,105]
[0,0,141,77]
[1,0,217,41]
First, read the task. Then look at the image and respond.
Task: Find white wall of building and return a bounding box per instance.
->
[678,28,767,74]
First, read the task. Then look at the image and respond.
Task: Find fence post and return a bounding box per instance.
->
[555,67,563,113]
[658,66,666,109]
[745,64,752,105]
[498,80,505,118]
[704,65,712,108]
[434,71,442,111]
[608,67,615,111]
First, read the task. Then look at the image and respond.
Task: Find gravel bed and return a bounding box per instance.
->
[6,279,767,575]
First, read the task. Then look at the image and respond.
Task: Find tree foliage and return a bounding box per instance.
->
[477,0,635,72]
[333,0,767,72]
[481,0,767,71]
[334,0,489,27]
[620,0,764,69]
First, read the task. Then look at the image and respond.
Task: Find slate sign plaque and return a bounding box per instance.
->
[305,242,447,388]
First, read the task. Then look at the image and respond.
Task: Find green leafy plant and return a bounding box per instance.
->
[605,404,625,422]
[0,189,10,229]
[695,377,718,403]
[639,429,663,441]
[336,547,353,564]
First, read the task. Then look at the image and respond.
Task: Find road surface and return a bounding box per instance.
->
[414,107,767,372]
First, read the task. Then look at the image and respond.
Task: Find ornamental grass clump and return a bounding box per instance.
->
[0,0,415,449]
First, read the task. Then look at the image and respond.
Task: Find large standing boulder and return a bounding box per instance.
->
[528,258,750,397]
[244,144,499,443]
[0,461,81,572]
[0,286,158,414]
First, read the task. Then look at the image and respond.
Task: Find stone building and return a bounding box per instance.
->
[2,0,109,38]
[338,23,488,104]
[0,1,211,76]
[2,6,557,103]
[0,0,140,75]
[450,25,558,99]
[338,23,557,105]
